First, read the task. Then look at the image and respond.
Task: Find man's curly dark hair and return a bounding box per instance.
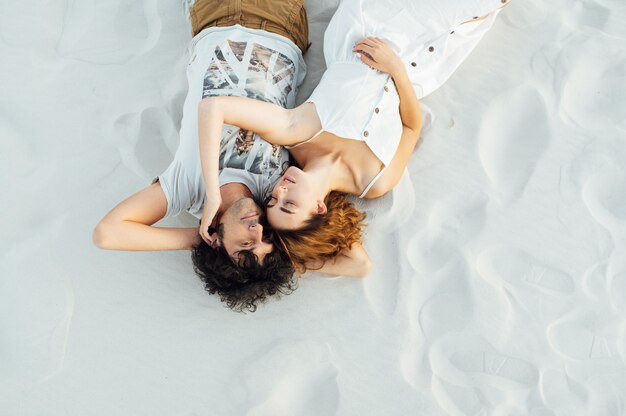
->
[191,231,296,313]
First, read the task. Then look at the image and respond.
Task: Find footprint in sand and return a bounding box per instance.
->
[582,260,609,301]
[605,251,626,315]
[57,0,161,64]
[406,234,460,274]
[430,334,539,392]
[112,106,177,179]
[428,335,540,416]
[427,193,488,244]
[582,174,626,238]
[477,85,550,202]
[558,150,621,204]
[558,37,626,132]
[570,0,626,40]
[418,292,473,342]
[431,375,491,416]
[557,148,622,250]
[547,315,625,364]
[399,331,430,390]
[449,350,538,389]
[405,194,486,274]
[230,340,339,416]
[400,262,481,390]
[477,246,574,294]
[548,255,626,368]
[539,368,587,414]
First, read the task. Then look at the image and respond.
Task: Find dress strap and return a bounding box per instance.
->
[359,167,386,198]
[285,129,324,149]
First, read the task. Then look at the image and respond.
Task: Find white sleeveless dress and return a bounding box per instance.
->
[303,0,506,189]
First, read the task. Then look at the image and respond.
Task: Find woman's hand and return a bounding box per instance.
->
[353,37,404,77]
[199,190,221,247]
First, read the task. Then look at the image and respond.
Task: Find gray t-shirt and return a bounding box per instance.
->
[158,25,305,219]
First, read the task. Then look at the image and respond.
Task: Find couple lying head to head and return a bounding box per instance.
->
[191,183,366,313]
[98,0,512,311]
[94,0,372,313]
[95,6,413,311]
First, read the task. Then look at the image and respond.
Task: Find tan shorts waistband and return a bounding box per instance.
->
[190,0,309,53]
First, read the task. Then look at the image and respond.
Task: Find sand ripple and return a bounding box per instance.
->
[478,86,550,202]
[57,0,162,64]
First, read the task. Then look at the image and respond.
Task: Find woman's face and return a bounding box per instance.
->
[266,167,324,230]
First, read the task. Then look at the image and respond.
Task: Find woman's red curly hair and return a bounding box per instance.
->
[274,191,366,273]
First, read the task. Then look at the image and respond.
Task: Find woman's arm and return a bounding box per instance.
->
[390,68,422,133]
[354,37,422,132]
[363,126,419,198]
[93,183,201,251]
[197,96,320,147]
[307,243,372,277]
[196,96,321,243]
[354,37,422,198]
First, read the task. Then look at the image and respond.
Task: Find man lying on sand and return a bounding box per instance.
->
[93,0,368,312]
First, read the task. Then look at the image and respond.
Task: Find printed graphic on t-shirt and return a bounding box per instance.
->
[202,40,295,108]
[202,39,293,178]
[235,129,255,154]
[218,127,288,176]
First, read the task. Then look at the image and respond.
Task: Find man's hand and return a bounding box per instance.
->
[199,190,221,247]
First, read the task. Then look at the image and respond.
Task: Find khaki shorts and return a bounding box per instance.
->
[190,0,309,53]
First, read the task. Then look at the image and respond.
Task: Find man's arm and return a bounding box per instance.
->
[307,243,372,278]
[93,182,200,251]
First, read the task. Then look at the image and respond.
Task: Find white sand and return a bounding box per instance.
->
[2,0,626,414]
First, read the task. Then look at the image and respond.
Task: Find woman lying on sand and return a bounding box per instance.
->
[198,0,510,272]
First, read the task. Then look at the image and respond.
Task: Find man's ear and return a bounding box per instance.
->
[210,231,221,248]
[316,200,327,215]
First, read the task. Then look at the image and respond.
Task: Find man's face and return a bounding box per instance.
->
[218,197,274,263]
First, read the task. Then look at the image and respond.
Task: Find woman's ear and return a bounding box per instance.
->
[316,200,327,215]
